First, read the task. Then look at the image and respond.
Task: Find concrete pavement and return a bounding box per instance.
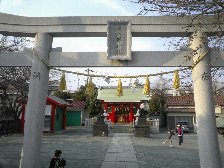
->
[0,127,224,168]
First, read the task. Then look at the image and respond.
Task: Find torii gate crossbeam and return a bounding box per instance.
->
[0,13,223,168]
[0,49,224,67]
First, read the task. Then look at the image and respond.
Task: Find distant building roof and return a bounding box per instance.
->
[97,86,149,103]
[165,108,195,113]
[215,96,224,106]
[166,96,195,106]
[69,101,86,110]
[166,96,224,106]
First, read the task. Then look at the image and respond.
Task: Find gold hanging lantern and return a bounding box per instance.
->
[173,70,180,89]
[143,76,150,95]
[59,73,67,91]
[86,77,95,96]
[116,78,123,96]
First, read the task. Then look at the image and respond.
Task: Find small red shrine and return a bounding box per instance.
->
[21,95,70,133]
[97,86,149,124]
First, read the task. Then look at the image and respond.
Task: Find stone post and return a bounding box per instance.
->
[190,31,222,168]
[20,33,53,168]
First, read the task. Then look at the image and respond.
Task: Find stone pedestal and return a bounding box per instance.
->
[134,117,150,137]
[93,117,108,137]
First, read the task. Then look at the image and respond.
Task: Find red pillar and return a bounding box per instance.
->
[103,102,108,110]
[111,105,115,123]
[138,103,140,109]
[50,105,56,133]
[129,103,133,123]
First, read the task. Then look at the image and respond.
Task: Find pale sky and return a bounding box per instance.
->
[0,0,179,90]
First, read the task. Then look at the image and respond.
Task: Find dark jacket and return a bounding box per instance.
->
[49,157,60,168]
[168,130,175,139]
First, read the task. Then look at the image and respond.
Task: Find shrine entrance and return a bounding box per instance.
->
[103,102,140,124]
[0,13,223,168]
[115,104,131,124]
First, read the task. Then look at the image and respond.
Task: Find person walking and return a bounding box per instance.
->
[177,125,183,145]
[163,129,175,147]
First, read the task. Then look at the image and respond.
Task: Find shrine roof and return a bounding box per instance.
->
[67,101,86,111]
[97,86,149,102]
[47,95,70,107]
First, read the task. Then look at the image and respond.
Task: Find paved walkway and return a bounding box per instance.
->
[101,133,139,168]
[0,127,224,168]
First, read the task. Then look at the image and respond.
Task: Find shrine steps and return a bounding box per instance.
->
[110,124,134,133]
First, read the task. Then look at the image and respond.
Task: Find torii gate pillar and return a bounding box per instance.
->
[19,33,53,168]
[190,31,222,168]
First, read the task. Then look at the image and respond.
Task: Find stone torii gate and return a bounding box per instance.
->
[0,13,224,168]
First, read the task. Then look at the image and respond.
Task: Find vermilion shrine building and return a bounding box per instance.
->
[97,86,149,123]
[21,95,69,133]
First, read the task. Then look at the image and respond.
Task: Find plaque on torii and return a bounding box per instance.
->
[107,20,132,60]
